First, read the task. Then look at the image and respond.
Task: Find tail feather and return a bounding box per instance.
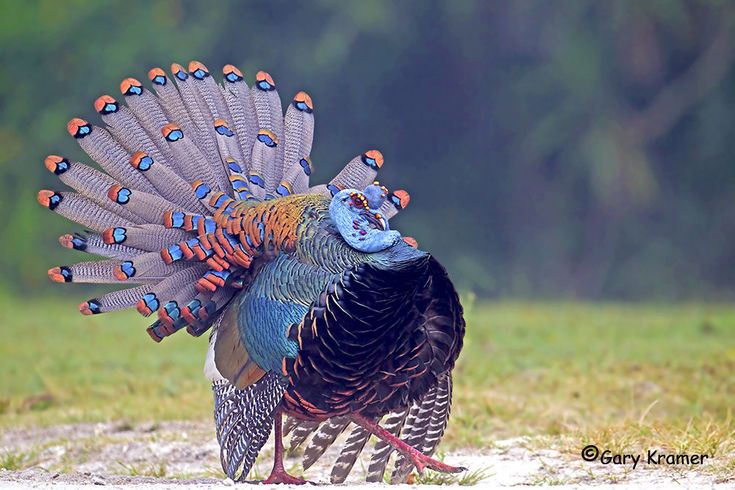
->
[221,65,258,167]
[80,285,153,315]
[44,156,144,224]
[95,93,173,168]
[281,92,314,195]
[47,259,125,284]
[148,67,205,154]
[59,232,141,259]
[102,224,190,251]
[379,189,410,220]
[330,423,373,484]
[249,129,278,199]
[365,407,409,482]
[251,71,285,191]
[302,416,349,470]
[38,191,135,232]
[119,79,174,156]
[329,150,383,191]
[69,119,157,194]
[170,63,223,172]
[105,185,178,225]
[288,420,321,452]
[161,123,224,193]
[44,62,401,344]
[129,151,208,213]
[213,119,246,178]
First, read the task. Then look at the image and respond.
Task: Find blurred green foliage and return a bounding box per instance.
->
[1,0,733,299]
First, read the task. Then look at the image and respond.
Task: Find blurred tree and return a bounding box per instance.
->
[1,0,733,299]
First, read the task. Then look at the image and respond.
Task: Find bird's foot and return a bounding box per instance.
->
[262,467,306,485]
[407,447,466,474]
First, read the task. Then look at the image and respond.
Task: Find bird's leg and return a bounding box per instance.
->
[263,410,306,485]
[351,413,466,475]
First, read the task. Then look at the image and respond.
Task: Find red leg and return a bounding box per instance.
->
[352,413,466,475]
[263,410,306,485]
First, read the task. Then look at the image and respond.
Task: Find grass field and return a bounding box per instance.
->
[1,295,734,479]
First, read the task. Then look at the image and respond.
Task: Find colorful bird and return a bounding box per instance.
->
[40,60,466,484]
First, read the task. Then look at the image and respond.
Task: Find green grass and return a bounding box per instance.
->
[1,295,734,470]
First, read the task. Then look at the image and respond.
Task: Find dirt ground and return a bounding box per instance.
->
[0,421,729,489]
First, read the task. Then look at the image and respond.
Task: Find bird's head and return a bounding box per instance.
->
[329,188,401,253]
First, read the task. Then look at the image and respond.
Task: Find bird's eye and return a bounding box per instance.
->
[351,194,365,209]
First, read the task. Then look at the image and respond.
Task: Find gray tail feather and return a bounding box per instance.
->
[390,371,453,483]
[364,407,410,482]
[287,419,321,454]
[302,416,350,470]
[330,422,374,484]
[212,372,286,481]
[281,371,455,483]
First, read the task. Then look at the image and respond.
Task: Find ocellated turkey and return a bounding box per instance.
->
[40,61,466,484]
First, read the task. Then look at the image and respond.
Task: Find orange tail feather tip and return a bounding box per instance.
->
[130,151,153,170]
[66,118,91,139]
[114,261,135,281]
[107,184,131,204]
[188,60,209,79]
[391,189,410,209]
[148,67,167,85]
[362,149,384,169]
[170,63,188,81]
[120,77,143,96]
[163,211,174,229]
[58,234,74,249]
[94,95,118,114]
[293,91,314,113]
[37,190,62,210]
[223,64,243,83]
[48,266,71,283]
[402,236,418,248]
[255,71,276,91]
[196,277,217,293]
[161,123,183,141]
[79,299,101,315]
[44,155,70,175]
[136,299,152,316]
[147,326,163,343]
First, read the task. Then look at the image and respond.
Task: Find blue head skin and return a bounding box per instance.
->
[329,188,401,252]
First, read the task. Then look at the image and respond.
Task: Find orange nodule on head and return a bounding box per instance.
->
[392,189,410,209]
[66,118,89,138]
[294,91,314,111]
[365,149,384,168]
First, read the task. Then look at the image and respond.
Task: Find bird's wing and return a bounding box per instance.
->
[207,254,335,480]
[285,255,465,483]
